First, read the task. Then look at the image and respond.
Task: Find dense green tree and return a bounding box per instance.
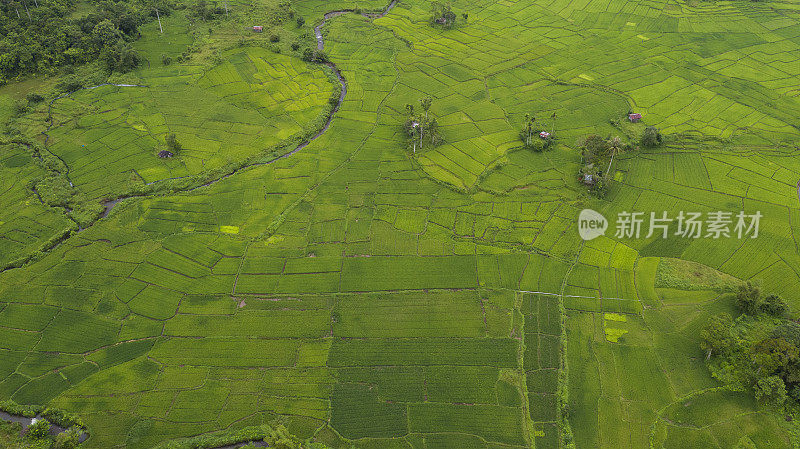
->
[92,19,123,48]
[753,375,787,407]
[700,313,735,359]
[580,134,610,163]
[25,419,51,440]
[0,0,172,80]
[102,40,141,72]
[750,338,798,378]
[165,133,182,153]
[641,125,662,147]
[735,281,762,315]
[760,294,788,317]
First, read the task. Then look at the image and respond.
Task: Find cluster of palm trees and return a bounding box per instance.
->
[521,112,557,149]
[404,97,441,154]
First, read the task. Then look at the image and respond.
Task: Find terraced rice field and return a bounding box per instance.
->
[1,0,800,447]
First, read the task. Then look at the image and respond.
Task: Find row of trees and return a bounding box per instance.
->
[0,0,174,82]
[700,282,797,408]
[403,97,443,154]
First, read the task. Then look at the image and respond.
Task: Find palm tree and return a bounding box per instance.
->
[605,136,622,179]
[412,124,420,154]
[420,97,432,121]
[428,118,440,146]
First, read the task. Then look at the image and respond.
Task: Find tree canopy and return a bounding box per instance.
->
[0,0,173,82]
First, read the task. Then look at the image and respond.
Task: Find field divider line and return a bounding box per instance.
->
[555,238,583,448]
[513,289,643,304]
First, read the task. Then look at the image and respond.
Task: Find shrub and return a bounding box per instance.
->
[55,428,82,449]
[161,53,172,65]
[641,125,662,147]
[12,100,27,116]
[291,42,300,51]
[735,281,761,315]
[56,75,84,93]
[270,34,280,43]
[26,419,51,440]
[26,93,45,104]
[760,294,788,317]
[296,16,305,26]
[302,48,328,63]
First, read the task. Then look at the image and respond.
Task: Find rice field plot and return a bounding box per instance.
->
[1,0,800,447]
[43,45,332,201]
[651,390,793,449]
[325,290,531,447]
[0,143,75,268]
[608,145,800,301]
[521,293,562,448]
[565,254,793,449]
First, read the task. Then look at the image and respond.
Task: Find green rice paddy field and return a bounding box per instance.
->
[1,0,800,447]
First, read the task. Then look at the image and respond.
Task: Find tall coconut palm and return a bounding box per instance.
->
[523,113,531,145]
[605,136,622,179]
[420,97,432,121]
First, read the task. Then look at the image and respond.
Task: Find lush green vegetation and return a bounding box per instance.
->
[700,283,798,408]
[1,0,800,447]
[0,0,175,82]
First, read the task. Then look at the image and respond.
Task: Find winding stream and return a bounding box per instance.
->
[0,411,88,442]
[3,2,398,446]
[99,0,398,218]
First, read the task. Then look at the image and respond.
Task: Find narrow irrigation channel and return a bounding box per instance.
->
[0,411,89,443]
[98,0,398,219]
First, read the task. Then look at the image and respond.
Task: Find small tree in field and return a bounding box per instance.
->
[420,97,432,121]
[165,133,182,153]
[641,125,662,147]
[431,1,456,28]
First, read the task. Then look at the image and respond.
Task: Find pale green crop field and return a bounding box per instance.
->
[1,0,799,448]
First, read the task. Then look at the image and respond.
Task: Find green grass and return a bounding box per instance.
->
[1,0,799,446]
